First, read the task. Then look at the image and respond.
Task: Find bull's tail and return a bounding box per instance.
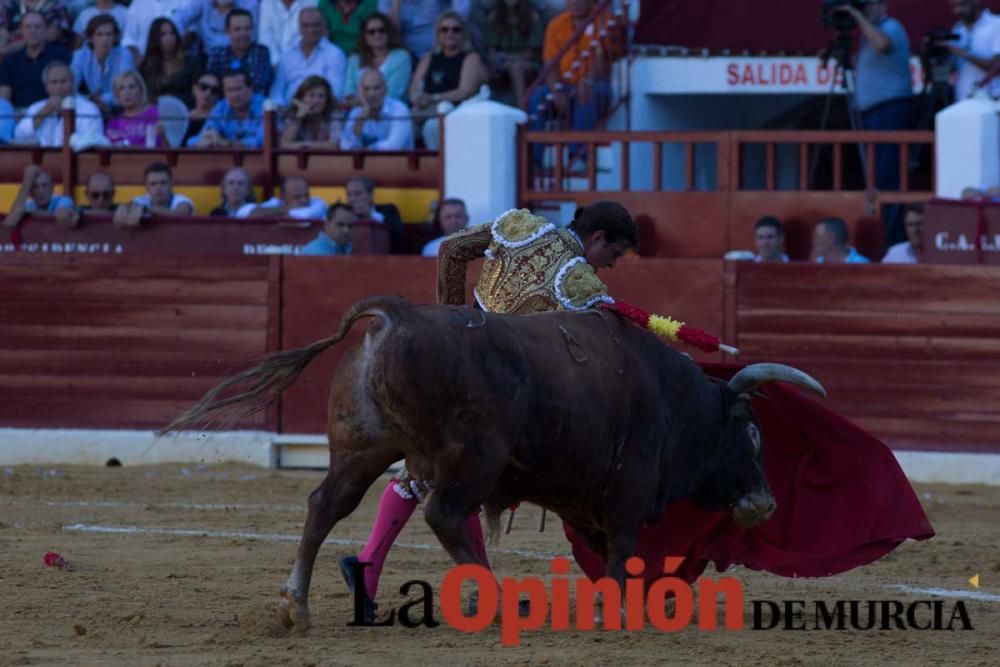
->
[160,296,408,435]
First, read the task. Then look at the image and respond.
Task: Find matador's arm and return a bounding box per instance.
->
[436,223,492,305]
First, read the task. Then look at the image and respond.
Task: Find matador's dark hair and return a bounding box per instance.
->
[569,200,639,250]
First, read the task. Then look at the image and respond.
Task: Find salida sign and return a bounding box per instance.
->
[345,557,974,647]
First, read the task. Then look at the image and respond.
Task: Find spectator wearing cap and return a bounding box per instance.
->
[753,216,789,263]
[190,68,267,147]
[14,61,104,147]
[811,217,871,264]
[270,7,347,104]
[237,175,328,219]
[0,11,72,108]
[71,14,136,112]
[300,202,357,255]
[205,9,273,93]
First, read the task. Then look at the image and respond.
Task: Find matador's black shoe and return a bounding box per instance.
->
[339,555,378,624]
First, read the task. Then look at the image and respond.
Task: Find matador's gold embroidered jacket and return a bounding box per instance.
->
[436,209,614,315]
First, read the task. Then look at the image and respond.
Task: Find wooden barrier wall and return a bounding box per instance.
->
[2,255,997,454]
[731,263,1000,452]
[0,255,276,430]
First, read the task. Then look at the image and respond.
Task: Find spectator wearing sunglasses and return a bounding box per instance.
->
[318,0,378,54]
[190,68,266,148]
[342,12,412,106]
[380,0,464,59]
[49,171,118,228]
[184,73,222,144]
[409,10,485,149]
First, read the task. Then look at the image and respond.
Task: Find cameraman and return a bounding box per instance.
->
[945,0,1000,100]
[835,0,913,245]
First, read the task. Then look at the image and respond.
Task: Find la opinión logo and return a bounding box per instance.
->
[345,557,975,647]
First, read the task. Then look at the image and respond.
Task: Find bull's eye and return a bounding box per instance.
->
[747,423,761,454]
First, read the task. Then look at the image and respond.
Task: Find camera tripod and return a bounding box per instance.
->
[808,34,870,191]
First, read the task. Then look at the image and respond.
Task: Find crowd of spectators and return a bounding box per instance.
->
[0,0,614,149]
[748,206,926,266]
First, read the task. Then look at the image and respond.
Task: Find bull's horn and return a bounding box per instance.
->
[728,363,827,398]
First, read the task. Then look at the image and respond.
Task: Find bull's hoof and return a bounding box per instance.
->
[468,591,530,619]
[279,586,310,630]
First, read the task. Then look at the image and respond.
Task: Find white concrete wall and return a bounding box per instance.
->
[935,98,1000,198]
[444,101,527,226]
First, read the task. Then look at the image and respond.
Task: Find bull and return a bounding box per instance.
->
[165,295,826,628]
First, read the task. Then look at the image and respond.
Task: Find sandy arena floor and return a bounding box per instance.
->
[0,463,997,666]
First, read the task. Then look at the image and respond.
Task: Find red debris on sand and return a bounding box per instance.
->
[42,551,74,571]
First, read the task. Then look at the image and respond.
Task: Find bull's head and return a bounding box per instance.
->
[693,364,826,529]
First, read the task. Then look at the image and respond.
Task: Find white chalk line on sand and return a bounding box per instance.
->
[62,523,559,561]
[61,523,1000,604]
[2,499,304,513]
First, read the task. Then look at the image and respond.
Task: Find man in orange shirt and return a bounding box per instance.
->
[529,0,616,134]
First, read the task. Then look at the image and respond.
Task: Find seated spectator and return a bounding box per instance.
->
[342,12,411,106]
[122,0,188,61]
[345,174,402,246]
[14,62,104,146]
[300,202,356,255]
[0,96,14,143]
[319,0,377,55]
[882,204,924,264]
[140,17,202,106]
[270,7,347,104]
[961,186,986,200]
[421,197,468,256]
[106,70,166,147]
[0,11,72,108]
[485,0,542,106]
[177,0,257,54]
[280,76,343,148]
[210,166,255,216]
[753,216,789,263]
[380,0,458,58]
[0,0,71,52]
[182,72,222,144]
[259,0,318,67]
[72,0,128,47]
[190,68,266,147]
[71,14,135,113]
[340,68,413,150]
[529,0,615,135]
[237,175,328,219]
[113,161,194,225]
[811,217,871,264]
[409,10,485,149]
[205,9,273,94]
[3,164,74,228]
[54,171,119,228]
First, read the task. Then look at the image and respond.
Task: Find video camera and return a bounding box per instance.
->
[921,28,960,85]
[820,0,868,33]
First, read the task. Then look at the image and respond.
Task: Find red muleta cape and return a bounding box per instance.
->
[564,363,935,584]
